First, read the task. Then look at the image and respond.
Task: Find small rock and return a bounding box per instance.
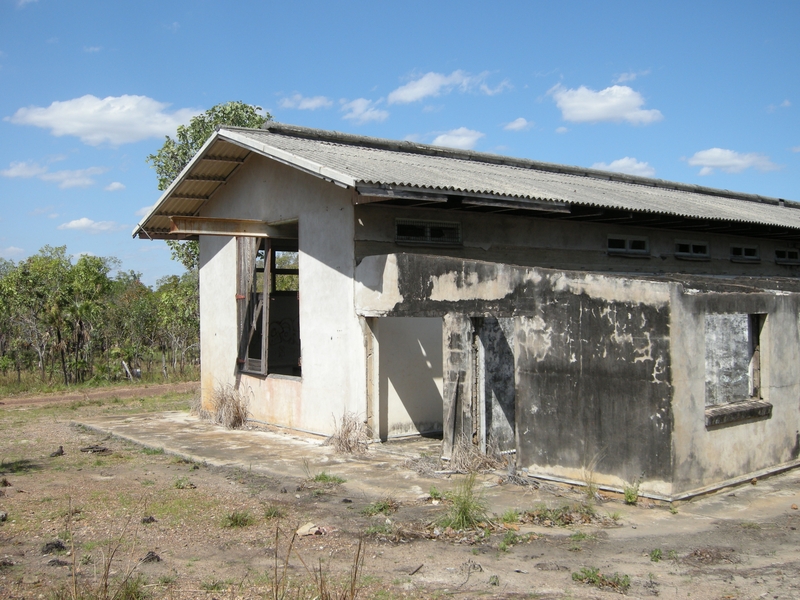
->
[49,446,64,457]
[280,487,287,494]
[141,516,157,524]
[792,504,798,510]
[141,551,161,563]
[0,557,14,567]
[21,575,40,585]
[47,558,70,567]
[0,511,7,522]
[41,540,66,555]
[751,478,758,485]
[341,498,352,503]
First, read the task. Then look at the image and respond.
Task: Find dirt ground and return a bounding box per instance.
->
[1,386,799,599]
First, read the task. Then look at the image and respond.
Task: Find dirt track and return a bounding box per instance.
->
[0,381,198,408]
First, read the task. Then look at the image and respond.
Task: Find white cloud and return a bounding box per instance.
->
[40,167,108,189]
[341,98,389,124]
[592,157,655,177]
[555,126,568,134]
[105,181,125,192]
[1,160,106,188]
[768,99,792,112]
[613,69,651,84]
[16,0,38,7]
[792,146,800,153]
[687,148,780,175]
[279,94,333,110]
[0,247,24,259]
[1,160,47,178]
[84,46,101,53]
[480,79,512,96]
[57,218,122,233]
[389,71,473,104]
[504,117,533,132]
[6,95,200,146]
[135,204,155,217]
[548,84,663,125]
[781,99,791,108]
[431,127,484,150]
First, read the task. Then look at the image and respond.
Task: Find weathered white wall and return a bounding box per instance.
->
[671,290,800,495]
[374,317,443,438]
[198,154,366,435]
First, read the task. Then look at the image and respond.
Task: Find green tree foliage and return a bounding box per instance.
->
[0,247,200,390]
[146,101,271,271]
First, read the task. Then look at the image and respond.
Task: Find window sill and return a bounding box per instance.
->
[705,399,772,428]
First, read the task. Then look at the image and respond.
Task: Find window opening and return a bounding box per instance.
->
[674,240,710,260]
[775,249,800,265]
[395,219,461,246]
[730,245,760,263]
[704,313,763,407]
[607,235,649,256]
[238,237,301,377]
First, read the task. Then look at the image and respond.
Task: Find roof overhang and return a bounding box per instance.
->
[132,128,356,240]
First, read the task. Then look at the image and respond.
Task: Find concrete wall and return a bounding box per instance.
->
[670,289,800,495]
[356,253,676,494]
[355,204,800,278]
[373,317,443,439]
[198,154,365,435]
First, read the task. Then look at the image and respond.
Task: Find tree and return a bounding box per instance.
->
[147,101,272,271]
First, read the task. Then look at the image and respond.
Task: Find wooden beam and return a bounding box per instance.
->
[169,216,298,238]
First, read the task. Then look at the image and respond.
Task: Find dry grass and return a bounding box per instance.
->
[325,412,369,454]
[191,385,249,429]
[448,434,504,474]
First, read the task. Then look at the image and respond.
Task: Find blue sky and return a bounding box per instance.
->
[1,0,799,285]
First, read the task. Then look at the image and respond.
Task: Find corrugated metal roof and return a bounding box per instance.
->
[133,123,800,239]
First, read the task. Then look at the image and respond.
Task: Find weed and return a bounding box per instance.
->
[173,476,195,489]
[200,577,229,591]
[140,446,164,455]
[524,502,597,527]
[624,476,642,505]
[325,411,369,454]
[365,523,394,536]
[222,510,254,528]
[157,574,176,586]
[500,508,519,524]
[429,486,442,500]
[499,530,522,552]
[569,531,595,542]
[741,521,761,530]
[313,471,346,485]
[572,566,631,592]
[650,548,663,562]
[263,504,286,520]
[438,473,487,530]
[361,497,399,517]
[449,434,503,473]
[140,479,155,487]
[669,504,679,514]
[668,550,679,561]
[607,510,622,522]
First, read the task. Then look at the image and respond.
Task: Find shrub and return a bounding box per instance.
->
[438,473,487,530]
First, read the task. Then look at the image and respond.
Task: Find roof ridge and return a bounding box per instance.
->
[220,122,798,210]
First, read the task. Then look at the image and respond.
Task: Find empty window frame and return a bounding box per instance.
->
[775,248,800,265]
[704,313,763,407]
[730,245,760,263]
[237,237,301,377]
[674,240,710,260]
[395,219,461,246]
[607,235,649,256]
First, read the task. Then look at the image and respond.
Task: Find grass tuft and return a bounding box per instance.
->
[437,473,487,531]
[222,510,254,528]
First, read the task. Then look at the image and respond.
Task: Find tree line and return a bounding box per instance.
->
[0,246,198,386]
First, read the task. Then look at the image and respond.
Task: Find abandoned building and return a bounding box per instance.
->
[134,122,800,501]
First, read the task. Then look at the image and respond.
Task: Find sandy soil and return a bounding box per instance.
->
[1,391,799,599]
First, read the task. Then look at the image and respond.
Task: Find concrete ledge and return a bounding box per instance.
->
[705,399,773,428]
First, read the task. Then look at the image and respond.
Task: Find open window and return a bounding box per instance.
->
[704,313,771,427]
[237,237,301,377]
